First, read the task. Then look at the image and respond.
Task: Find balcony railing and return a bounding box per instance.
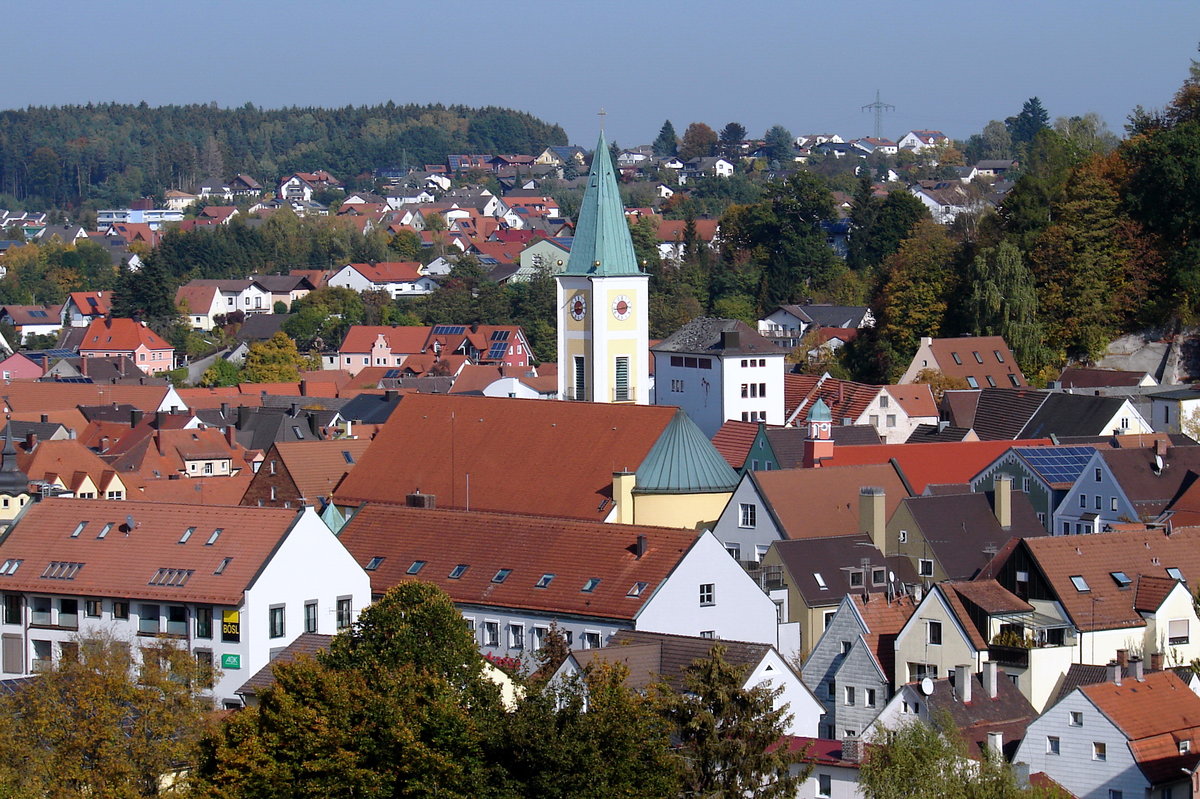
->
[988,644,1029,669]
[612,386,635,403]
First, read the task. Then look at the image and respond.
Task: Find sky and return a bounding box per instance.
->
[6,1,1200,149]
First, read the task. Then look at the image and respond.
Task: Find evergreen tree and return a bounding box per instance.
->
[763,125,795,164]
[719,121,747,157]
[652,120,678,157]
[1006,97,1051,148]
[655,645,808,798]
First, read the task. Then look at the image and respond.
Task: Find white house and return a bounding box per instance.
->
[896,130,950,153]
[337,504,785,660]
[651,318,786,437]
[0,499,370,707]
[328,262,439,298]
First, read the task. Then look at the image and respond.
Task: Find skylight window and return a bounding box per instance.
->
[0,559,19,575]
[627,581,648,597]
[42,561,84,580]
[179,527,195,544]
[814,573,827,590]
[407,561,425,575]
[365,557,385,571]
[1070,575,1090,592]
[206,528,222,545]
[1167,567,1185,581]
[1110,571,1132,588]
[97,523,112,539]
[492,569,512,584]
[342,450,355,464]
[214,558,232,575]
[449,564,468,579]
[149,567,193,586]
[70,522,86,538]
[535,573,554,589]
[582,578,601,593]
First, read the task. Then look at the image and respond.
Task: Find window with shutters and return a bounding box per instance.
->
[614,356,630,401]
[1170,618,1190,645]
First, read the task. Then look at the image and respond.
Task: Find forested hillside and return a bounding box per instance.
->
[0,103,567,208]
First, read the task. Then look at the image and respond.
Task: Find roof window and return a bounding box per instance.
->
[406,560,425,575]
[582,577,601,593]
[1110,571,1131,588]
[214,557,232,575]
[179,527,195,544]
[365,557,385,571]
[814,572,827,589]
[70,522,87,538]
[627,581,648,597]
[206,528,222,545]
[42,561,83,580]
[1167,567,1185,581]
[965,376,979,389]
[535,573,554,589]
[97,523,112,539]
[1070,575,1090,592]
[492,569,512,583]
[994,350,1005,363]
[342,450,355,464]
[0,559,21,575]
[951,352,962,365]
[149,567,193,586]
[449,564,469,579]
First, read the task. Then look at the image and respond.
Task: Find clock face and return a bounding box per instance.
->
[570,294,587,321]
[611,295,632,321]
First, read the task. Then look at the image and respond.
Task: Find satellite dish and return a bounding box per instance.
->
[920,677,934,696]
[125,514,135,528]
[1154,454,1164,473]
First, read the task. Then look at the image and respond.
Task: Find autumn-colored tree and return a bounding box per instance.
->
[0,634,214,797]
[912,368,971,401]
[679,122,719,161]
[874,220,959,372]
[240,332,310,383]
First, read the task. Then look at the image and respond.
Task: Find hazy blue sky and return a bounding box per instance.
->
[7,1,1199,148]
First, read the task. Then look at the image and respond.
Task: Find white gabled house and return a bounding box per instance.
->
[0,499,370,706]
[337,503,787,660]
[328,262,439,297]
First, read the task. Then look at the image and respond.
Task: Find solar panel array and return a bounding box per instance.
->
[383,369,403,379]
[489,330,510,342]
[432,324,465,335]
[1014,446,1096,483]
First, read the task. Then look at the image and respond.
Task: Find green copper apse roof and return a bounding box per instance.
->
[564,131,642,276]
[635,409,740,494]
[808,397,832,422]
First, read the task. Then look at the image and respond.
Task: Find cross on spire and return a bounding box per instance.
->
[598,107,607,132]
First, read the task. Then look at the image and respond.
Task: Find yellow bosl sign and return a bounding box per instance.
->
[222,609,240,640]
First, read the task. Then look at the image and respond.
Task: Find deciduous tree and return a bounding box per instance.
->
[240,332,311,383]
[679,122,718,161]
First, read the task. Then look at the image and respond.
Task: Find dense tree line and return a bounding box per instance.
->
[0,102,567,210]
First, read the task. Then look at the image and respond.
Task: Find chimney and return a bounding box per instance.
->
[612,471,635,524]
[80,356,88,378]
[237,406,250,429]
[225,425,236,447]
[24,432,36,451]
[983,661,998,698]
[1151,652,1164,672]
[859,486,887,552]
[99,436,109,452]
[842,735,864,764]
[955,664,972,703]
[385,390,398,402]
[635,534,648,559]
[986,732,1004,757]
[289,402,299,417]
[1155,438,1169,458]
[405,491,435,509]
[993,473,1012,529]
[1130,655,1144,681]
[1107,660,1122,685]
[39,414,47,424]
[720,330,740,350]
[937,420,949,433]
[1116,649,1128,668]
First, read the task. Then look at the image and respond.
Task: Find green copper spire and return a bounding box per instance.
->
[564,131,642,275]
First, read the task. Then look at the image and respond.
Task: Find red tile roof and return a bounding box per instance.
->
[921,336,1026,388]
[79,318,172,354]
[711,420,762,469]
[821,439,1054,494]
[66,292,112,317]
[0,498,304,605]
[339,325,432,355]
[344,262,422,283]
[334,394,679,519]
[885,384,937,418]
[338,503,700,620]
[1081,670,1200,784]
[0,381,173,414]
[852,592,918,683]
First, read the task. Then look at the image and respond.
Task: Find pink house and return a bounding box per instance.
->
[0,352,44,381]
[78,318,175,375]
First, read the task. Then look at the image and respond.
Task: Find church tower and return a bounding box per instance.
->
[802,398,834,468]
[556,131,650,404]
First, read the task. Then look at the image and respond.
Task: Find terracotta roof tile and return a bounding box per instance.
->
[711,420,761,469]
[79,318,172,354]
[262,439,372,501]
[334,395,679,519]
[340,325,432,355]
[1081,670,1200,780]
[821,439,1054,494]
[852,593,918,682]
[751,463,911,538]
[0,381,173,415]
[337,504,700,620]
[0,498,303,605]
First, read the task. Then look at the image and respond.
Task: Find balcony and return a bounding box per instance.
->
[988,644,1029,669]
[612,386,635,403]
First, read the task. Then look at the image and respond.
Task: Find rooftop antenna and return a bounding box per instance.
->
[861,90,895,140]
